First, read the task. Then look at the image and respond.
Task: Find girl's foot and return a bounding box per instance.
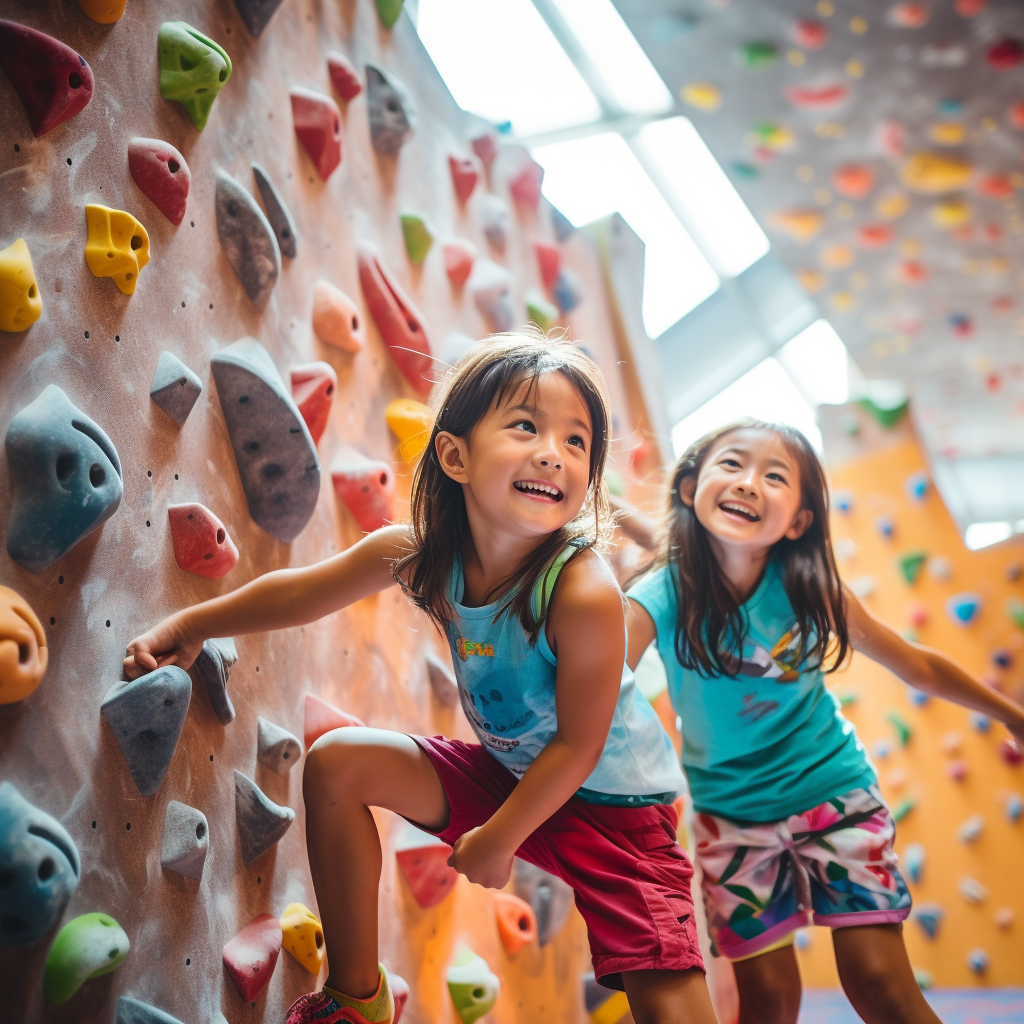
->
[284,964,402,1024]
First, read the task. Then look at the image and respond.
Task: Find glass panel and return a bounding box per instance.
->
[777,319,850,407]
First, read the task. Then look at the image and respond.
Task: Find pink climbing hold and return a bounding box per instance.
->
[471,133,499,170]
[785,82,849,110]
[534,241,561,291]
[357,243,435,397]
[1000,738,1023,767]
[290,88,343,181]
[128,137,191,226]
[792,19,828,49]
[449,155,479,203]
[391,972,410,1024]
[327,52,362,102]
[509,158,544,209]
[290,362,337,446]
[0,20,95,138]
[168,503,239,580]
[312,279,365,354]
[223,913,283,1002]
[304,692,365,749]
[330,447,396,533]
[1009,101,1024,130]
[395,825,458,908]
[443,240,476,287]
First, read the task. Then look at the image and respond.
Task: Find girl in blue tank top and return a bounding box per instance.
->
[125,333,716,1024]
[625,421,1024,1024]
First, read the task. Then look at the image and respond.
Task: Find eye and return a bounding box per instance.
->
[767,472,788,484]
[511,419,536,433]
[721,458,741,468]
[567,435,586,450]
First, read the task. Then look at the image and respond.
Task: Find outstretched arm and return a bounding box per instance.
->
[609,493,659,553]
[846,587,1024,746]
[124,525,413,677]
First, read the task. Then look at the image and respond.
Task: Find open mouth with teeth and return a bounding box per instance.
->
[514,480,564,502]
[719,502,760,522]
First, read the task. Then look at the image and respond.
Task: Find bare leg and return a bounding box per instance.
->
[302,728,450,999]
[622,968,718,1024]
[832,924,942,1024]
[731,945,802,1024]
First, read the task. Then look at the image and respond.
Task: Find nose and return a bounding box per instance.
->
[539,458,561,470]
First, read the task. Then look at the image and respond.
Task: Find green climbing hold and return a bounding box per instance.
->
[857,397,909,429]
[738,42,777,68]
[44,913,129,1005]
[1007,598,1024,630]
[887,712,912,747]
[605,469,625,497]
[525,288,559,332]
[902,628,919,643]
[892,797,916,822]
[447,946,499,1024]
[158,22,232,131]
[732,162,759,178]
[898,552,927,585]
[836,691,858,706]
[375,0,405,28]
[400,214,434,266]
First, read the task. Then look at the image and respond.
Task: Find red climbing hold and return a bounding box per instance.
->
[832,164,875,200]
[1000,738,1024,767]
[290,362,336,446]
[357,243,435,396]
[792,20,829,49]
[443,240,476,287]
[987,39,1023,71]
[330,447,396,533]
[533,241,561,291]
[290,88,343,181]
[168,503,239,580]
[509,159,544,209]
[471,133,499,170]
[448,154,479,203]
[0,20,94,138]
[857,224,893,249]
[128,137,191,226]
[785,82,849,110]
[395,825,458,908]
[327,52,362,102]
[304,693,365,749]
[223,913,282,1002]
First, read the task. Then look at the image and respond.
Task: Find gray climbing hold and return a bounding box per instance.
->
[366,63,415,155]
[0,782,80,947]
[480,195,510,250]
[214,170,281,308]
[5,385,123,574]
[117,996,186,1024]
[160,801,208,880]
[426,652,459,708]
[252,163,297,259]
[234,770,295,863]
[211,337,320,543]
[469,259,514,333]
[232,0,286,36]
[257,716,302,775]
[150,350,203,426]
[191,637,237,725]
[513,858,572,947]
[100,666,192,797]
[551,205,575,242]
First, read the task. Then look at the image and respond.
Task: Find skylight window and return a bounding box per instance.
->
[776,319,850,407]
[964,521,1013,550]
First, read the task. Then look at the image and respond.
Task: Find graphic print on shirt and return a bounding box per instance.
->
[456,636,495,660]
[719,625,806,683]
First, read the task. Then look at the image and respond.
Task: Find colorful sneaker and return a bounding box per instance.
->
[284,963,394,1024]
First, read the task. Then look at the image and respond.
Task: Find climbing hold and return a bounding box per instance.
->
[914,968,933,990]
[168,505,238,581]
[471,133,499,170]
[401,214,434,265]
[552,269,583,315]
[117,997,186,1024]
[290,88,343,181]
[974,172,1014,200]
[967,948,989,974]
[214,171,280,308]
[1008,599,1024,631]
[899,153,972,194]
[234,772,294,863]
[232,0,286,37]
[525,289,559,332]
[903,842,925,884]
[510,158,544,209]
[872,738,892,760]
[331,448,396,534]
[960,877,987,903]
[84,205,150,296]
[793,20,828,48]
[375,0,405,28]
[821,245,854,271]
[768,209,823,243]
[426,651,459,707]
[904,470,928,501]
[1006,793,1023,823]
[996,907,1015,929]
[158,22,231,131]
[395,822,457,907]
[357,244,435,395]
[252,164,298,259]
[327,53,362,102]
[257,716,302,775]
[0,587,47,706]
[78,0,127,23]
[290,362,336,447]
[212,337,320,542]
[304,693,365,749]
[447,946,499,1024]
[930,198,971,229]
[1006,562,1022,582]
[442,332,478,366]
[889,3,930,27]
[44,913,129,1005]
[449,155,479,202]
[480,195,511,249]
[970,713,990,733]
[366,63,415,155]
[312,280,365,354]
[929,122,966,146]
[5,385,123,573]
[469,259,514,332]
[887,712,911,746]
[927,556,951,581]
[737,41,776,68]
[533,241,561,291]
[494,892,537,955]
[223,913,282,1000]
[681,82,721,112]
[987,38,1023,71]
[391,972,410,1024]
[794,929,811,952]
[192,637,237,725]
[513,859,573,946]
[856,224,892,251]
[848,576,877,598]
[947,760,967,782]
[958,814,983,843]
[161,800,209,880]
[443,240,476,287]
[913,903,942,939]
[907,604,928,628]
[946,593,981,626]
[150,351,203,426]
[0,238,41,333]
[833,490,854,513]
[831,164,875,200]
[0,20,94,138]
[280,903,324,974]
[993,649,1013,669]
[784,82,849,109]
[898,552,926,585]
[583,973,630,1024]
[128,138,190,227]
[876,515,895,540]
[386,398,432,464]
[999,738,1023,766]
[891,796,915,822]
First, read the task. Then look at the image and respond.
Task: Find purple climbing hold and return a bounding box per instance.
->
[232,0,286,36]
[480,194,510,249]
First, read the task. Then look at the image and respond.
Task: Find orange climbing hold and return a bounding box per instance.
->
[443,240,476,287]
[304,693,365,749]
[386,398,433,464]
[857,224,893,249]
[223,913,282,1002]
[168,503,239,580]
[494,893,537,955]
[312,279,365,353]
[0,586,47,705]
[77,0,127,23]
[84,204,150,295]
[768,209,823,242]
[899,153,972,194]
[831,164,875,199]
[290,362,336,446]
[290,88,343,181]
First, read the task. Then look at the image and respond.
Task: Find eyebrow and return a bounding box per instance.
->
[509,403,591,434]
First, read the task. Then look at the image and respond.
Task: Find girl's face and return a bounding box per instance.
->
[683,427,812,552]
[437,371,593,541]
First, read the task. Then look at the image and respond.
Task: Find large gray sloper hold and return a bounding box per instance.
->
[513,857,573,946]
[5,384,124,573]
[211,337,320,543]
[191,637,237,724]
[232,0,286,36]
[252,164,297,259]
[161,800,208,879]
[117,996,186,1024]
[234,771,294,863]
[0,782,81,947]
[214,170,281,308]
[365,63,415,155]
[257,716,301,774]
[150,350,203,426]
[100,666,192,797]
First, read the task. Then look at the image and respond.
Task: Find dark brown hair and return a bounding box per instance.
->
[659,419,849,678]
[395,330,612,641]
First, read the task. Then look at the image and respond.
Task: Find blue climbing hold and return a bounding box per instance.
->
[5,385,123,573]
[907,687,930,707]
[904,470,929,501]
[1005,793,1023,823]
[833,489,854,513]
[876,515,895,540]
[552,268,583,314]
[914,903,942,940]
[947,592,981,626]
[903,842,925,884]
[992,649,1013,669]
[970,712,990,732]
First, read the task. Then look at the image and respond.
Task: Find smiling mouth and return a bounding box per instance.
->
[514,480,564,502]
[720,502,760,522]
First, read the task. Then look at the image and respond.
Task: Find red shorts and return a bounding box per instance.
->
[410,735,704,989]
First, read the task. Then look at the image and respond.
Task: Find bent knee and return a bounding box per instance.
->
[303,726,377,804]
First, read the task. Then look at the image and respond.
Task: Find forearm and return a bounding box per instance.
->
[609,495,659,552]
[909,648,1024,729]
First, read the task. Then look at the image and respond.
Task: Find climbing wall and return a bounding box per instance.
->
[0,2,664,1021]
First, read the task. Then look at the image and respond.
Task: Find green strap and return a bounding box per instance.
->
[532,540,588,620]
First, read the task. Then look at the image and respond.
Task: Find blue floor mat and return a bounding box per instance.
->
[799,989,1024,1023]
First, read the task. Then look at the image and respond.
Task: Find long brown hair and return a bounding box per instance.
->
[660,420,849,678]
[396,330,612,642]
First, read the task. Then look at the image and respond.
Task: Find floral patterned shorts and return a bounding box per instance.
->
[693,784,912,960]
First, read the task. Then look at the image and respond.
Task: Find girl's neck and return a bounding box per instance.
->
[707,535,773,603]
[459,507,551,608]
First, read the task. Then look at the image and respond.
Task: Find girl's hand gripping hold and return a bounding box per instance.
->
[124,613,205,677]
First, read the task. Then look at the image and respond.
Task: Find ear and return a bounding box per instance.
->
[678,473,697,508]
[785,507,813,541]
[435,430,470,484]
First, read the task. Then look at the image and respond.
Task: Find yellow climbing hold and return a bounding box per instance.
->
[875,191,910,219]
[681,83,721,112]
[787,50,806,67]
[900,153,972,194]
[84,205,150,295]
[830,291,854,312]
[768,209,823,243]
[78,0,127,22]
[0,238,42,332]
[849,16,868,33]
[930,198,971,228]
[280,903,325,974]
[386,398,433,464]
[930,122,966,146]
[845,60,865,78]
[900,238,922,257]
[817,1,835,16]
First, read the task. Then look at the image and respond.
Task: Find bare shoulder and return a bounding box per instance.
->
[551,546,623,616]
